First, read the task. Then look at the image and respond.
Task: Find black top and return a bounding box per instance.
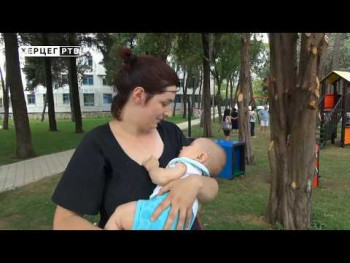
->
[231,111,238,129]
[52,121,201,230]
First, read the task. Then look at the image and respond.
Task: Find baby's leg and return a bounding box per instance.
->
[105,201,137,230]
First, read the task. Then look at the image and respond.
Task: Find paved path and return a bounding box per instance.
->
[0,117,210,193]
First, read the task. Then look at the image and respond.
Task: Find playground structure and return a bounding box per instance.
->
[313,71,350,188]
[318,71,350,148]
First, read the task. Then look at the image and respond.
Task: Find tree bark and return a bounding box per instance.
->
[182,68,188,119]
[238,33,254,164]
[42,33,58,131]
[216,78,222,122]
[267,33,328,230]
[69,83,76,122]
[233,77,240,108]
[202,33,212,137]
[0,65,9,130]
[229,76,234,109]
[198,69,203,110]
[160,34,173,62]
[68,33,83,133]
[248,73,256,108]
[191,74,197,114]
[199,69,204,127]
[225,79,229,108]
[331,33,341,71]
[41,91,47,122]
[4,33,36,158]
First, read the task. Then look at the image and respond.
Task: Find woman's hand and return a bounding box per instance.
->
[151,176,202,230]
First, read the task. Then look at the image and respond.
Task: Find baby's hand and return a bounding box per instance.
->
[142,156,159,171]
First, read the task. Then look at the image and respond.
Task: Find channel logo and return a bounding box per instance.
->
[19,46,81,57]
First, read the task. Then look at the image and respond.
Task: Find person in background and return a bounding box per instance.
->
[249,105,257,138]
[259,104,269,133]
[231,107,238,134]
[221,108,233,140]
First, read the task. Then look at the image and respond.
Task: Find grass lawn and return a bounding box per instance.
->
[0,120,349,230]
[0,113,194,166]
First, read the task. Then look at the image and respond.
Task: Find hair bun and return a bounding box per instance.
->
[119,47,136,67]
[119,47,132,61]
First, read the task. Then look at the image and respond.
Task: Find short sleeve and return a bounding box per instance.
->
[51,131,106,215]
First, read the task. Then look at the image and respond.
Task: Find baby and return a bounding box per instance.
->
[104,137,226,230]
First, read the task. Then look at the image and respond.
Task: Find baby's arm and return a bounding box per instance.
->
[142,156,187,186]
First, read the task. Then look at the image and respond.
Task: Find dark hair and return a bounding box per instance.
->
[111,47,179,120]
[223,108,231,121]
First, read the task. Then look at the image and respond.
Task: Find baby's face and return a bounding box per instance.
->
[179,140,202,159]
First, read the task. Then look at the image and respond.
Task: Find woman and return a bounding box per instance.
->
[222,108,233,140]
[231,107,238,133]
[249,106,257,137]
[51,47,218,230]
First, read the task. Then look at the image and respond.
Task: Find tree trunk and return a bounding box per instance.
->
[212,77,216,122]
[3,33,36,158]
[216,79,222,122]
[68,33,83,133]
[248,73,256,108]
[233,77,240,108]
[41,91,47,122]
[198,69,203,110]
[69,83,75,122]
[267,33,328,230]
[238,33,254,164]
[172,98,177,117]
[42,33,58,131]
[225,79,229,108]
[182,69,188,119]
[0,65,9,130]
[160,34,173,62]
[202,33,212,137]
[229,77,234,109]
[191,77,197,115]
[331,33,341,71]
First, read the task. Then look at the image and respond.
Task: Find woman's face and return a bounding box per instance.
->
[141,85,177,129]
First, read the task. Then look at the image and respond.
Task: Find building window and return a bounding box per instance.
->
[0,98,2,107]
[63,94,70,105]
[83,75,94,85]
[84,94,95,106]
[87,56,93,67]
[27,94,36,105]
[60,73,68,86]
[103,93,112,104]
[102,76,108,86]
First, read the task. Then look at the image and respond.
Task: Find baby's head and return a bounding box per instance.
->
[179,138,226,176]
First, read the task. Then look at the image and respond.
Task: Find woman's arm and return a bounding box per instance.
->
[53,205,102,230]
